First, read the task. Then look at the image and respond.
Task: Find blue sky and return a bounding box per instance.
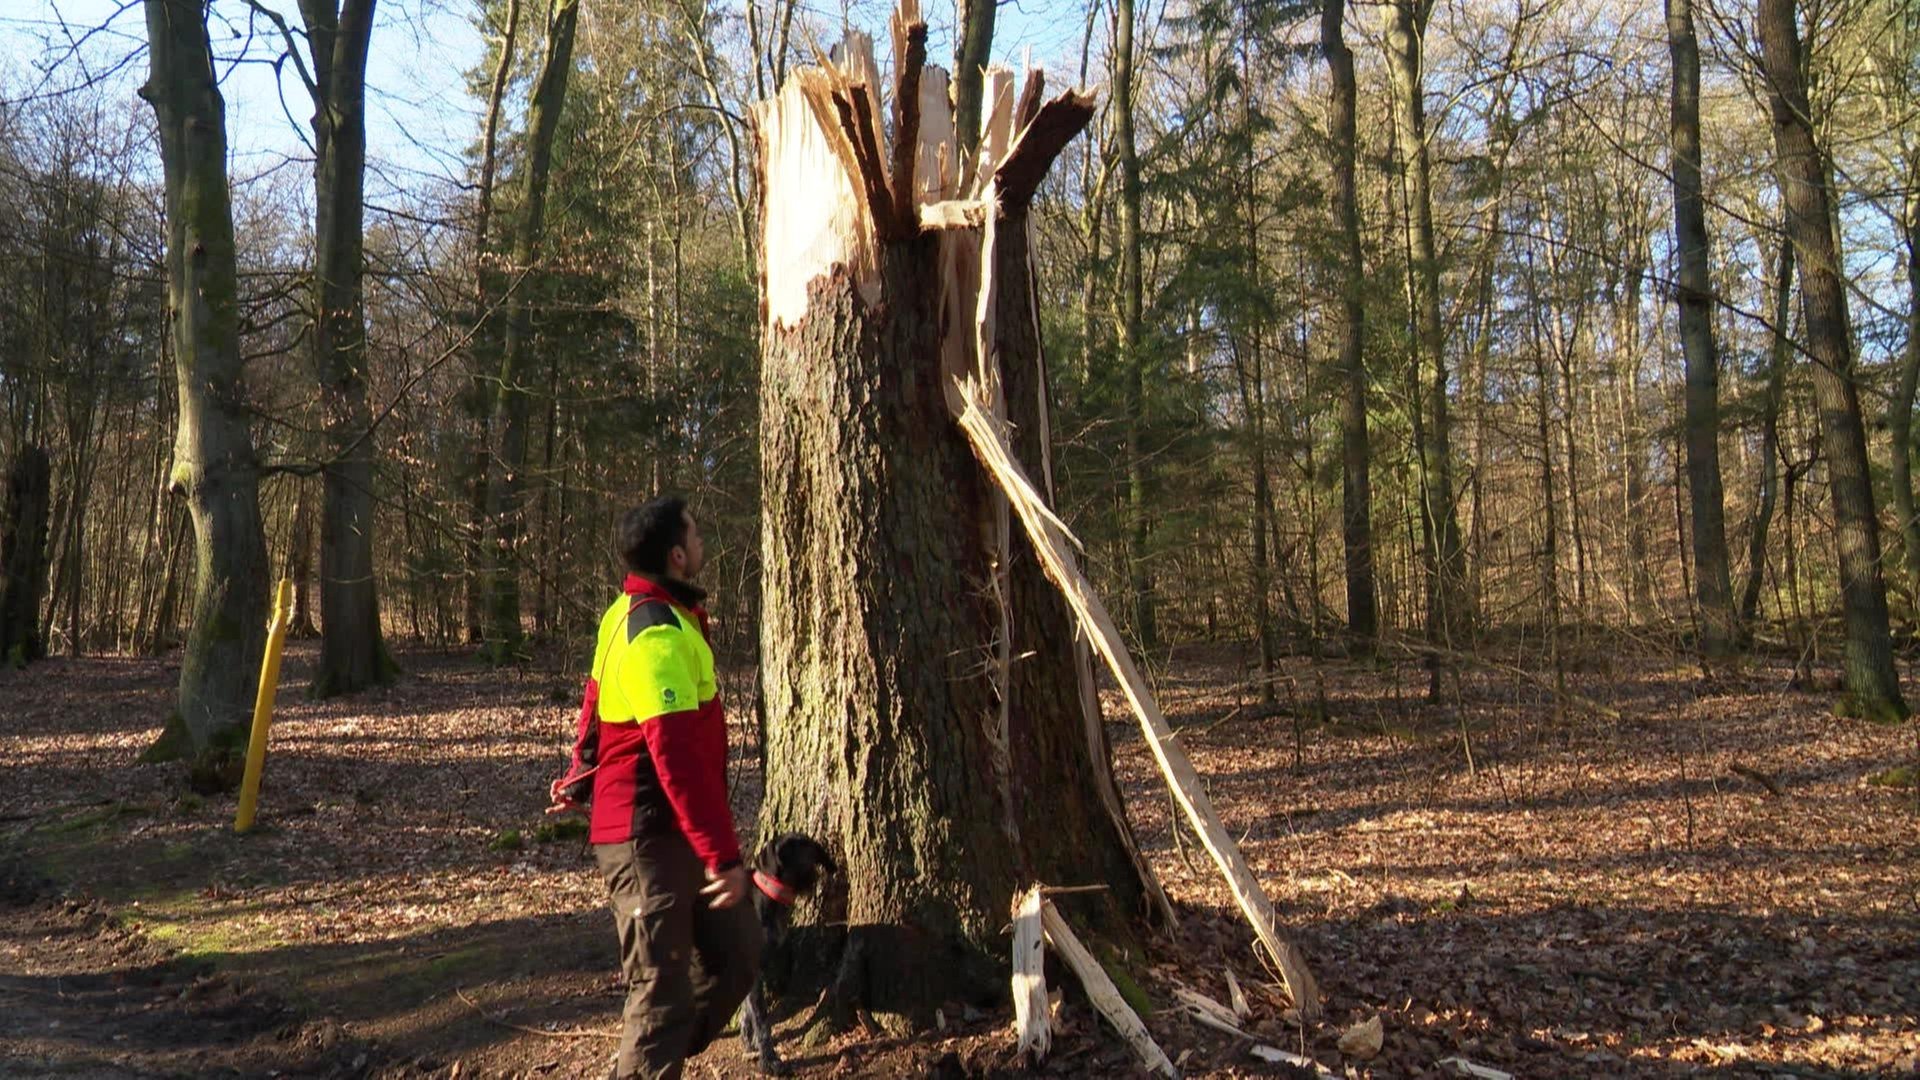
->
[1,0,1096,197]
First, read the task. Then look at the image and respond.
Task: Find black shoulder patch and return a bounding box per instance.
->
[627,600,679,642]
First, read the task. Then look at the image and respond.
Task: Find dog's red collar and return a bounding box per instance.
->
[753,869,796,906]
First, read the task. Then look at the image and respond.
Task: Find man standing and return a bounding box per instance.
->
[550,496,759,1079]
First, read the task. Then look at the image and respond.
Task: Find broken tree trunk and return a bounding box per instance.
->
[754,1,1167,1022]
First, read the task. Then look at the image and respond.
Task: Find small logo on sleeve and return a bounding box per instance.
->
[662,688,678,705]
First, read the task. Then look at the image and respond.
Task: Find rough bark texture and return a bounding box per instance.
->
[755,39,1153,1020]
[465,0,520,645]
[1115,0,1157,649]
[1383,0,1465,664]
[1759,0,1908,720]
[484,0,579,658]
[303,0,391,695]
[1666,0,1737,658]
[140,0,271,758]
[0,446,52,665]
[1324,0,1376,648]
[1739,234,1793,636]
[1890,198,1920,607]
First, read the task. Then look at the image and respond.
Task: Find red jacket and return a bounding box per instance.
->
[556,574,740,870]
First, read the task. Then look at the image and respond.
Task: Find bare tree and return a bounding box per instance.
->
[1758,0,1907,720]
[138,0,272,772]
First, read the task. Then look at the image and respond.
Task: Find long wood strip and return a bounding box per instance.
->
[1040,900,1175,1077]
[955,393,1323,1020]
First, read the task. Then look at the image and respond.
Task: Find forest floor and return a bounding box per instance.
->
[2,636,1917,1079]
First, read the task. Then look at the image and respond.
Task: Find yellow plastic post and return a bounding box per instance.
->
[235,579,295,833]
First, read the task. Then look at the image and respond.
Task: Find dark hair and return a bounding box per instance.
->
[619,496,689,575]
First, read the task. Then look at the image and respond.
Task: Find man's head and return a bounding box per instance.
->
[619,496,705,581]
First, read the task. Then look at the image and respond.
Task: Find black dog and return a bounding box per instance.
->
[738,832,836,1075]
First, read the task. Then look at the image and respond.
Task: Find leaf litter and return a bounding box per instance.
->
[0,640,1916,1077]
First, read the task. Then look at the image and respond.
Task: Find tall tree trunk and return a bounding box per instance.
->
[952,0,997,157]
[1614,235,1654,614]
[464,0,519,645]
[1115,0,1157,649]
[755,27,1155,1019]
[289,482,318,637]
[1667,0,1737,659]
[303,0,391,696]
[1324,0,1375,649]
[1383,0,1464,681]
[0,446,52,664]
[484,0,579,659]
[1759,0,1908,720]
[1739,232,1793,636]
[1889,194,1920,607]
[139,0,271,768]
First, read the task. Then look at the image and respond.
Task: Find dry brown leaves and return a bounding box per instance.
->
[1,639,1916,1078]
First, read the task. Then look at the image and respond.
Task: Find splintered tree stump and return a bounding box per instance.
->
[752,0,1166,1023]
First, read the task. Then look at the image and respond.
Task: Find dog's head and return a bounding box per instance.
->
[754,832,837,899]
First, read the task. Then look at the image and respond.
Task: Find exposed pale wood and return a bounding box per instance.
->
[918,199,991,229]
[1011,886,1051,1063]
[1224,967,1250,1021]
[970,66,1017,190]
[954,391,1323,1020]
[1039,901,1176,1077]
[1250,1045,1339,1077]
[752,69,875,329]
[1173,986,1243,1036]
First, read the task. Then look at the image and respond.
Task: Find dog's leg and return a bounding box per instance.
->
[744,980,789,1075]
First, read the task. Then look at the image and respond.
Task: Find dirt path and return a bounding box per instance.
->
[2,641,1918,1078]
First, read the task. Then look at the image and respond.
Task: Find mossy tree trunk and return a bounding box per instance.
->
[754,16,1161,1022]
[1759,0,1908,721]
[139,0,271,765]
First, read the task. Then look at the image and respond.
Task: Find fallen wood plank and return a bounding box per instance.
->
[1249,1044,1339,1078]
[1039,900,1176,1077]
[1011,886,1051,1063]
[1172,987,1241,1034]
[1437,1057,1514,1080]
[956,393,1322,1020]
[1223,967,1249,1021]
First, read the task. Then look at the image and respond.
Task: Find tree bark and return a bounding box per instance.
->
[1889,193,1920,607]
[464,0,519,645]
[755,29,1156,1019]
[1383,0,1465,678]
[1115,0,1157,649]
[302,0,391,695]
[484,0,579,658]
[0,446,52,665]
[139,0,271,765]
[289,482,318,638]
[952,0,996,156]
[1323,0,1376,649]
[1667,0,1737,658]
[1759,0,1908,720]
[1739,232,1793,636]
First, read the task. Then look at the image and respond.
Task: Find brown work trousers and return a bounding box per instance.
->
[595,832,762,1080]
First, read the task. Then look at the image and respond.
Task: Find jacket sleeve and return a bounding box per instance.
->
[618,625,741,871]
[550,677,601,806]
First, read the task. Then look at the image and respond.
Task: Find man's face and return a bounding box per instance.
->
[672,512,705,580]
